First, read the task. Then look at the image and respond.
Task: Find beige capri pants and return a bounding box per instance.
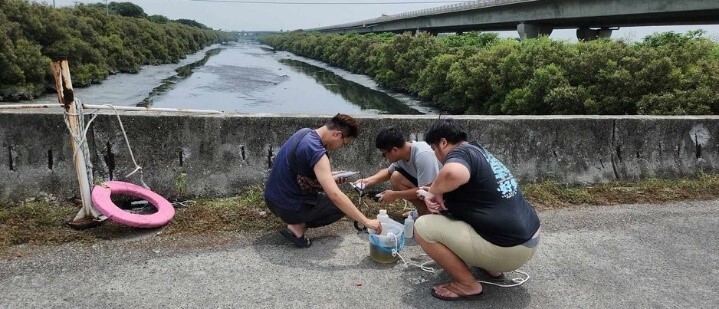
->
[414,214,539,272]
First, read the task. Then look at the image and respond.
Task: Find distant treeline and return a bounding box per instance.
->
[0,0,237,101]
[261,31,719,115]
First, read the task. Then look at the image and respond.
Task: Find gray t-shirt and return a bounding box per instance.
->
[387,141,441,186]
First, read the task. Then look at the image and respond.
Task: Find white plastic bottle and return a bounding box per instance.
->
[404,216,414,239]
[378,209,389,219]
[377,209,389,235]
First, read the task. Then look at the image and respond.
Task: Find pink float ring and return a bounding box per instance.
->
[91,181,175,228]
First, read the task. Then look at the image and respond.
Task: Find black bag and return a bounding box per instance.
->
[296,174,323,196]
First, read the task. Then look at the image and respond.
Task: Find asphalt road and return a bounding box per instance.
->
[1,200,717,308]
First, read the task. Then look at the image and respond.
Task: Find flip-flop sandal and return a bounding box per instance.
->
[430,287,483,301]
[279,229,311,248]
[432,283,451,293]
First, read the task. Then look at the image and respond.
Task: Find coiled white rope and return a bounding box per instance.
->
[103,104,147,188]
[388,233,530,287]
[62,98,99,182]
[394,248,436,273]
[479,270,530,287]
[63,101,147,189]
[389,233,436,273]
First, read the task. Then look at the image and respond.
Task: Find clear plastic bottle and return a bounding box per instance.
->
[404,216,414,239]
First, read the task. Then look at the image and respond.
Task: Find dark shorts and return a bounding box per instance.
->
[395,167,419,187]
[266,192,344,228]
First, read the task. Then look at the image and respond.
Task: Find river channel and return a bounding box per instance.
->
[31,41,438,115]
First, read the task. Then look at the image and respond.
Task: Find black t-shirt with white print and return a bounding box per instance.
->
[443,142,540,247]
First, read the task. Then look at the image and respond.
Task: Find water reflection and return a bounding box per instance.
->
[138,48,223,107]
[278,59,422,115]
[90,41,434,114]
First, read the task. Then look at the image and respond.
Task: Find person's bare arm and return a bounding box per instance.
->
[422,162,470,212]
[356,168,391,188]
[379,187,423,203]
[429,162,470,194]
[314,156,380,232]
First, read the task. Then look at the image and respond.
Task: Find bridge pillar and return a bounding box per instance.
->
[597,28,613,39]
[517,23,553,40]
[576,27,613,41]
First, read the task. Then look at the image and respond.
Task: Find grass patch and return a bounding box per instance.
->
[3,174,719,252]
[523,173,719,208]
[0,201,83,247]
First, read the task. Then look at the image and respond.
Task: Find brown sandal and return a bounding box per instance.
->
[430,285,483,301]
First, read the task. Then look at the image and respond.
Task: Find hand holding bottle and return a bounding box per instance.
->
[354,179,369,190]
[418,187,447,214]
[376,190,399,203]
[364,218,381,235]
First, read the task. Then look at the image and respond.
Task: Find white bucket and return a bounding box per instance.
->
[368,217,405,263]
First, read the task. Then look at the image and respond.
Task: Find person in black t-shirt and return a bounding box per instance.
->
[414,119,541,301]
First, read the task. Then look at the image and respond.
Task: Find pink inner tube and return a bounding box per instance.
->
[91,181,175,228]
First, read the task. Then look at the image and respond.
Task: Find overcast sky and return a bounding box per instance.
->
[42,0,719,41]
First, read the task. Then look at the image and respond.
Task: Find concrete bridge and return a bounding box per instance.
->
[309,0,719,40]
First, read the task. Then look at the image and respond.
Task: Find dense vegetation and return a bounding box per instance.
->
[0,0,236,101]
[261,31,719,115]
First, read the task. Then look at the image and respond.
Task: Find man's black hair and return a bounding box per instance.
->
[424,119,468,145]
[326,113,360,138]
[375,126,406,150]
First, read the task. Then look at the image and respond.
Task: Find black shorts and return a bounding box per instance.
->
[395,167,419,187]
[266,192,344,228]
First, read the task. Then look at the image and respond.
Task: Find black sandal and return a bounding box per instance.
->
[279,229,311,248]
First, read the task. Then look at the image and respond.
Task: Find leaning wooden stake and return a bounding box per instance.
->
[52,60,104,228]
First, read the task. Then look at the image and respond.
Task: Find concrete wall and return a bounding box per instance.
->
[1,111,718,202]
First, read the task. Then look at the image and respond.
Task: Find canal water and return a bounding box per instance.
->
[31,41,438,115]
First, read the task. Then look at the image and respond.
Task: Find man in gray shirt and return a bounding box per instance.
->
[355,126,441,216]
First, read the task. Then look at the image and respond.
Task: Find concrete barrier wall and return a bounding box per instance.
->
[1,111,718,202]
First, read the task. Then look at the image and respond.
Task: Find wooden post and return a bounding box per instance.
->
[52,60,104,228]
